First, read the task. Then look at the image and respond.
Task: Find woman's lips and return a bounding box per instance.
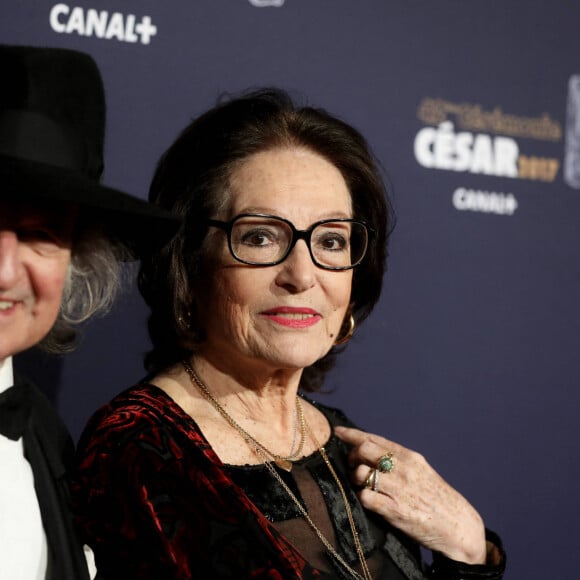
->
[260,307,321,328]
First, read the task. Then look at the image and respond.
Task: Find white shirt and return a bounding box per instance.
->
[0,356,48,580]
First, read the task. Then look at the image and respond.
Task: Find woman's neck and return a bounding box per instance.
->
[151,354,317,466]
[190,353,303,424]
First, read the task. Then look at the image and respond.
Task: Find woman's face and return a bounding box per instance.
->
[196,147,353,375]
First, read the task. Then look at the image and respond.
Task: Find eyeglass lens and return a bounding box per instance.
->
[229,216,367,268]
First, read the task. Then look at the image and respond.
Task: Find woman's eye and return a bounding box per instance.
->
[318,233,348,251]
[240,229,276,247]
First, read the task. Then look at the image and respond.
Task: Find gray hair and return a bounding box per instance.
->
[38,227,131,354]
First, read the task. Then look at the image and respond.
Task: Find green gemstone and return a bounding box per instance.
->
[377,455,394,473]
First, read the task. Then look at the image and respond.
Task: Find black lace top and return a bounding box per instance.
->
[224,400,415,579]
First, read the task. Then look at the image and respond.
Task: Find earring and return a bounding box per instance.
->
[334,313,355,346]
[177,308,192,327]
[178,307,206,346]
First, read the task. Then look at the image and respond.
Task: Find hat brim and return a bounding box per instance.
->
[0,154,181,258]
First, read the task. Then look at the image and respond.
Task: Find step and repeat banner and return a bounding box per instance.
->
[4,2,579,578]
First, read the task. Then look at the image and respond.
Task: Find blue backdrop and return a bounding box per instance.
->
[4,2,579,578]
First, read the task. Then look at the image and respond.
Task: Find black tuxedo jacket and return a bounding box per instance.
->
[17,375,90,580]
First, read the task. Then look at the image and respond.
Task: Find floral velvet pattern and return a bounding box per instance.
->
[72,385,505,580]
[73,386,333,579]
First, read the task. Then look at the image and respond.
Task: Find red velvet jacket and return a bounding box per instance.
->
[72,385,505,580]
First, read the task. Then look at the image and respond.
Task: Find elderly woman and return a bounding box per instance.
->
[73,89,505,579]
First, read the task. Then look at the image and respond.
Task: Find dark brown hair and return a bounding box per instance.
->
[139,88,394,391]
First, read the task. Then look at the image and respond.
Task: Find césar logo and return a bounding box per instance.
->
[415,121,519,178]
[414,99,561,183]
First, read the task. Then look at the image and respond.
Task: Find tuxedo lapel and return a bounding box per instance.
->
[20,378,90,580]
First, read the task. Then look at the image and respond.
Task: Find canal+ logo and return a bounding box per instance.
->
[50,4,157,45]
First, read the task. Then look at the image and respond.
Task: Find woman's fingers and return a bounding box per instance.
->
[334,425,487,564]
[334,425,403,467]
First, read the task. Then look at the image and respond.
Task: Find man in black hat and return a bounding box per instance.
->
[0,45,180,579]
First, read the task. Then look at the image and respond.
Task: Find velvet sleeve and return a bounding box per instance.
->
[72,393,321,580]
[73,419,210,578]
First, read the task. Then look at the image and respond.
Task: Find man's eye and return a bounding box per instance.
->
[19,228,56,242]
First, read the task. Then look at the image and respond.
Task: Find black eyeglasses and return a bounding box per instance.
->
[207,213,372,271]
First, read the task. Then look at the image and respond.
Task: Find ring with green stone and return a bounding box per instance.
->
[376,453,395,473]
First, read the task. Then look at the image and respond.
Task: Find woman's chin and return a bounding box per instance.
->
[259,345,332,373]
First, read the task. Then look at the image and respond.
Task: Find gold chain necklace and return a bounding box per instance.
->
[182,360,373,580]
[182,360,306,471]
[306,421,373,580]
[289,403,299,455]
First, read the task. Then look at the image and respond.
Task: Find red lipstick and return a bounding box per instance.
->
[260,306,321,328]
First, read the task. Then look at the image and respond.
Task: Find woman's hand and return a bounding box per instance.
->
[334,425,487,565]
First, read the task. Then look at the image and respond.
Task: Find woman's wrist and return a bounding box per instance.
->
[430,529,506,579]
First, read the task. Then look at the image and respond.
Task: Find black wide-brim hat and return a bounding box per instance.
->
[0,45,181,257]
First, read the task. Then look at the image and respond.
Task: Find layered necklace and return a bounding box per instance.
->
[182,360,373,580]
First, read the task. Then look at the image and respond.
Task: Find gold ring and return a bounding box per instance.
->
[364,468,377,489]
[376,452,395,473]
[372,469,380,491]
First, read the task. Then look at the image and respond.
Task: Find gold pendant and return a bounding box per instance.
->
[274,458,293,472]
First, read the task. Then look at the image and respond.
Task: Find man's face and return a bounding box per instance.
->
[0,200,76,362]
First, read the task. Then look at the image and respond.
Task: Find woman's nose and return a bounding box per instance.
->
[275,239,317,292]
[0,231,20,286]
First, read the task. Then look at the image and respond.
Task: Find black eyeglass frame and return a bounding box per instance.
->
[207,213,374,271]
